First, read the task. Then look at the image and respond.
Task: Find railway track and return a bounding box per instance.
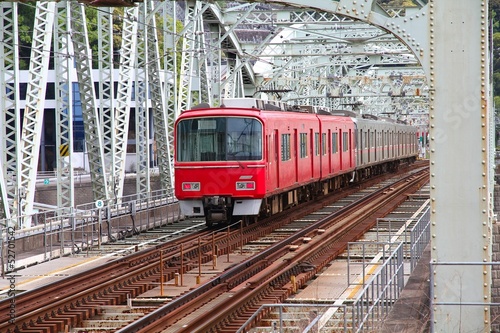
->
[0,162,428,333]
[117,165,429,333]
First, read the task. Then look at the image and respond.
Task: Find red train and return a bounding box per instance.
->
[174,98,418,227]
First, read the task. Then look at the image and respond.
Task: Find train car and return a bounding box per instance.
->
[353,115,418,179]
[174,98,418,226]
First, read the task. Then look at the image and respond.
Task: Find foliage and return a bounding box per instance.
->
[18,4,36,70]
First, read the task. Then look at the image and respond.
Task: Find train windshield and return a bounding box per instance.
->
[177,117,262,162]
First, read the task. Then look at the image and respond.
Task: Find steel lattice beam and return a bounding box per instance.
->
[18,1,55,226]
[97,8,117,202]
[0,2,19,221]
[113,6,138,199]
[54,1,75,212]
[148,0,173,190]
[135,1,150,196]
[70,1,108,202]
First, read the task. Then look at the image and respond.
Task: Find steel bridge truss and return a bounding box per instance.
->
[0,0,494,331]
[0,0,428,221]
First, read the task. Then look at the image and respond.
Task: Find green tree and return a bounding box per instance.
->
[18,4,36,70]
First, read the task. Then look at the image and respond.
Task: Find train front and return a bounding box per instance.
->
[174,108,266,226]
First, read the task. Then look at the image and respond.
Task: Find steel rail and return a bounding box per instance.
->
[116,167,429,333]
[0,229,214,332]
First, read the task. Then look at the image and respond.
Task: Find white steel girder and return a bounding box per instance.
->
[229,5,424,114]
[54,1,75,212]
[97,8,117,202]
[0,2,19,222]
[135,1,151,196]
[177,1,210,111]
[70,2,109,202]
[114,6,138,200]
[162,0,177,188]
[429,1,492,331]
[147,1,173,190]
[18,1,56,227]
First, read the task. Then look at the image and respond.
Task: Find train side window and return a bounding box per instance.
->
[342,132,349,152]
[322,133,327,155]
[314,133,320,156]
[332,132,338,154]
[281,133,291,161]
[300,133,307,158]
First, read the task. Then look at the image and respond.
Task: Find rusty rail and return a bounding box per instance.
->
[117,167,429,333]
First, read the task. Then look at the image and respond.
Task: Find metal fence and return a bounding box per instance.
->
[0,188,179,275]
[237,203,431,332]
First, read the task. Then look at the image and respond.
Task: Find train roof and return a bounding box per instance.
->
[183,99,413,127]
[187,98,355,116]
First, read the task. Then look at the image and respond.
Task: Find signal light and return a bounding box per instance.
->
[182,182,200,191]
[236,181,255,190]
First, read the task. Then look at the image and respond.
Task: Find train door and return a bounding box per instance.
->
[381,130,385,160]
[398,131,401,156]
[328,129,332,173]
[367,130,371,163]
[392,131,396,158]
[310,128,314,178]
[274,129,280,188]
[359,129,363,165]
[374,130,377,162]
[339,129,343,171]
[294,129,299,183]
[349,129,353,168]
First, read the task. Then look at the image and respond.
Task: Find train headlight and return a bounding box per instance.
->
[236,181,255,190]
[182,182,200,191]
